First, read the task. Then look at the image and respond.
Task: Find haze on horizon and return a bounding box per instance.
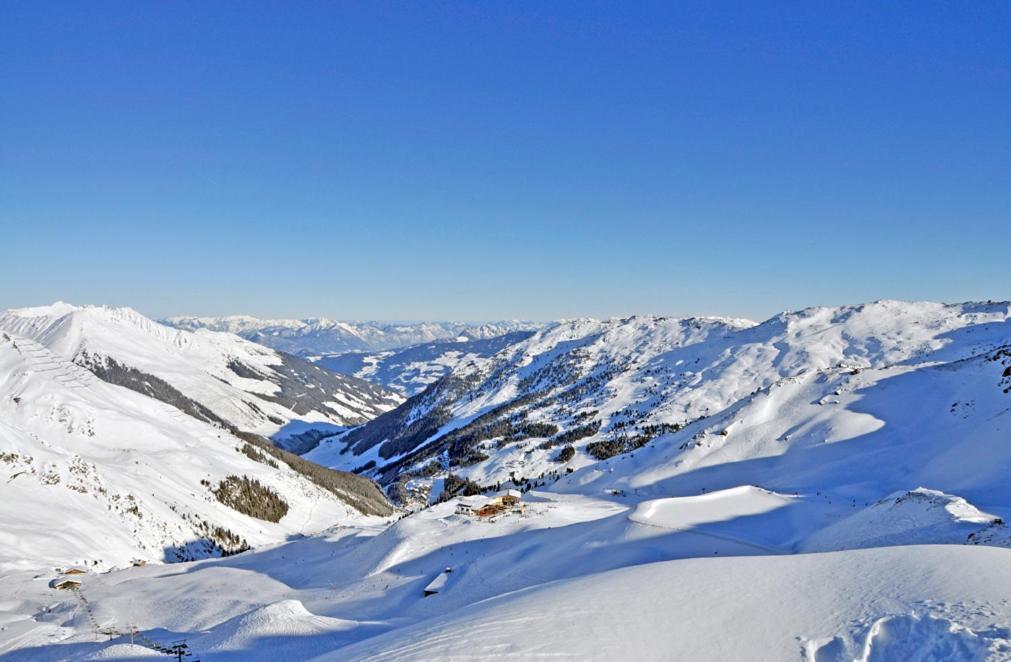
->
[2,2,1009,321]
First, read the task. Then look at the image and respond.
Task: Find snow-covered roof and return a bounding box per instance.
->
[424,571,450,594]
[458,496,488,508]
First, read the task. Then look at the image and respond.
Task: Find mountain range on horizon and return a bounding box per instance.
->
[163,313,543,356]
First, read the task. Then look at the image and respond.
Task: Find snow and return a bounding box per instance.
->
[0,332,389,573]
[305,431,381,473]
[4,483,1011,659]
[194,599,359,658]
[0,303,401,436]
[4,299,1011,660]
[630,486,795,532]
[84,643,162,658]
[326,546,1011,661]
[164,315,542,355]
[336,301,1011,510]
[802,488,1004,552]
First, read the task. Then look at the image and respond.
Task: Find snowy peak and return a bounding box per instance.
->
[0,304,403,439]
[0,331,393,572]
[751,299,1011,369]
[5,300,82,318]
[2,302,191,360]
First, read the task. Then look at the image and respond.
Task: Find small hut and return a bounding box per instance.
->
[423,568,452,597]
[63,566,88,575]
[50,578,82,590]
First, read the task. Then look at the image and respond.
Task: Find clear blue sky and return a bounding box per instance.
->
[2,2,1009,321]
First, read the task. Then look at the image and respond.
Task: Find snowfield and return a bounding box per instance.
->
[4,489,1011,660]
[330,546,1011,662]
[2,299,1011,660]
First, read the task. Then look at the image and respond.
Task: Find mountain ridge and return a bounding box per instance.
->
[0,330,393,572]
[0,303,403,441]
[306,300,1011,503]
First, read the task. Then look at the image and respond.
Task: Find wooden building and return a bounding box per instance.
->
[476,503,505,517]
[456,490,524,517]
[499,489,522,506]
[455,496,488,515]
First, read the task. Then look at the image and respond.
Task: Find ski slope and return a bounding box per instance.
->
[330,545,1011,661]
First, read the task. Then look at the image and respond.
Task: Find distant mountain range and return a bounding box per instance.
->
[163,315,542,355]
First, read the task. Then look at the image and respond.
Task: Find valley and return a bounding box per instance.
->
[2,300,1011,660]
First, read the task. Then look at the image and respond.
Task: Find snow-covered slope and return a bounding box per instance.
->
[800,488,1006,552]
[330,545,1011,661]
[5,487,1011,660]
[317,301,1011,503]
[314,330,535,396]
[164,315,542,355]
[0,304,402,440]
[5,299,1011,661]
[0,331,393,573]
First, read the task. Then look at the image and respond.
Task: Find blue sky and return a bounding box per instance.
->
[2,2,1009,321]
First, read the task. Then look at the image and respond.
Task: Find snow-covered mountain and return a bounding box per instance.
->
[309,300,1011,503]
[163,314,542,356]
[315,330,535,396]
[6,299,1011,661]
[0,304,402,444]
[0,330,393,573]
